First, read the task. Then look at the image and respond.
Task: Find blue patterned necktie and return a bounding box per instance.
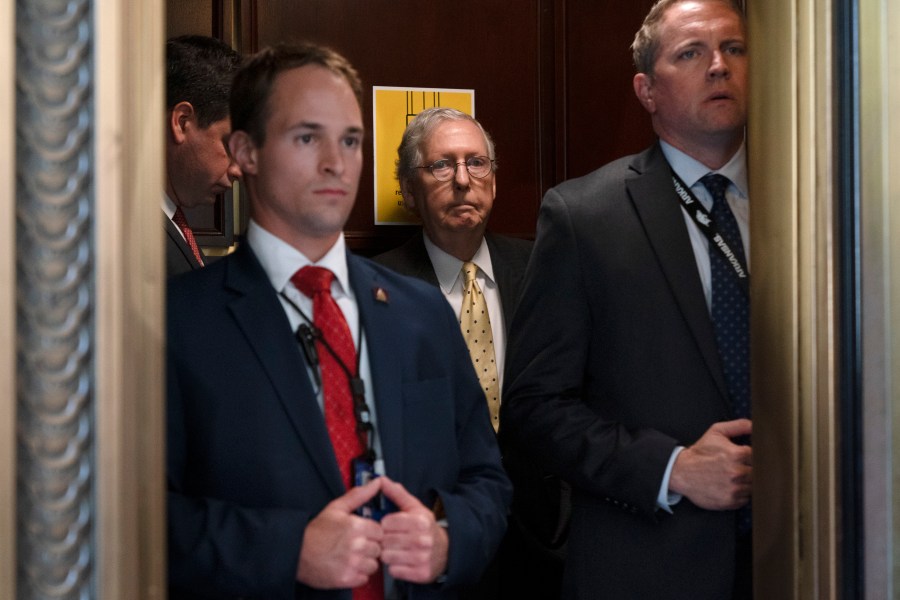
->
[702,173,751,537]
[701,174,750,421]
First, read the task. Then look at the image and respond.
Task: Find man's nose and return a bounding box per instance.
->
[708,50,731,78]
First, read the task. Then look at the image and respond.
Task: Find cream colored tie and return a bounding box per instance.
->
[460,262,500,432]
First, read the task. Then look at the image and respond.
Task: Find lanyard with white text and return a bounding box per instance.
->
[671,171,749,298]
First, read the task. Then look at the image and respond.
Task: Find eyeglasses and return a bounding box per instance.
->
[416,156,495,182]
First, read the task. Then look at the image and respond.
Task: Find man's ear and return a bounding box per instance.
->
[168,101,195,145]
[399,177,418,215]
[633,73,656,113]
[228,130,258,176]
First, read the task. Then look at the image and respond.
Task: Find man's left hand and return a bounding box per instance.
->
[379,476,449,584]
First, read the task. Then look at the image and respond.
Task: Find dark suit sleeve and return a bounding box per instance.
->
[166,349,312,598]
[430,298,512,587]
[501,187,677,517]
[364,270,511,591]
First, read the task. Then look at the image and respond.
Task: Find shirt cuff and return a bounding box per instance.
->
[656,446,685,513]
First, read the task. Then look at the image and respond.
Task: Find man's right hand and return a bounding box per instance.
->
[296,478,385,589]
[669,419,752,511]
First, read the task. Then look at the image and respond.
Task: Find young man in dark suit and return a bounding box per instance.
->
[166,44,511,599]
[502,1,753,598]
[163,35,242,275]
[375,108,565,600]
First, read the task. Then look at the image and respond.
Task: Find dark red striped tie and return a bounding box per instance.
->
[172,207,204,266]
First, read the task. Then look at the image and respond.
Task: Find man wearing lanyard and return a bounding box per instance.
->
[502,1,753,598]
[166,43,511,599]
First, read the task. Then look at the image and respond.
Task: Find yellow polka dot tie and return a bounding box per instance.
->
[460,262,500,432]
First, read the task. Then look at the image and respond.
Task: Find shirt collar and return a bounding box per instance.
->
[659,139,749,199]
[247,219,352,300]
[162,193,177,219]
[421,232,494,294]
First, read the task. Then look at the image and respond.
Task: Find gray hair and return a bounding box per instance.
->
[395,107,496,182]
[631,0,745,75]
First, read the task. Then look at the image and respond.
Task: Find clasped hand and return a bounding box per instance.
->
[669,418,753,511]
[296,476,449,590]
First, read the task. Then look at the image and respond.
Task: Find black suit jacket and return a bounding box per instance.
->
[502,144,739,599]
[165,212,204,277]
[373,232,532,333]
[167,244,512,599]
[375,232,568,600]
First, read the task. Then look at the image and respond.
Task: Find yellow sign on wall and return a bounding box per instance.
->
[372,87,475,225]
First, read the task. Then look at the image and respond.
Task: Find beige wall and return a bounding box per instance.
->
[94,3,167,598]
[1,0,16,597]
[860,0,900,597]
[749,0,841,596]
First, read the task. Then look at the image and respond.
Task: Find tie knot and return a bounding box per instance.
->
[292,265,335,297]
[462,262,478,285]
[700,174,731,204]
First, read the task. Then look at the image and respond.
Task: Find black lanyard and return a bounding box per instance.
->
[278,291,375,458]
[671,172,749,298]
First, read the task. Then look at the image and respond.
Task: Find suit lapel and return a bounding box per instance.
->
[225,246,345,497]
[485,233,525,334]
[348,254,404,481]
[626,145,730,406]
[164,213,202,270]
[402,234,441,286]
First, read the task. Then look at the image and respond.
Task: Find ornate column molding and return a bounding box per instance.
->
[11,0,166,598]
[16,0,94,596]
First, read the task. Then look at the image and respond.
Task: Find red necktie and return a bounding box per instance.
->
[172,207,205,266]
[291,266,384,600]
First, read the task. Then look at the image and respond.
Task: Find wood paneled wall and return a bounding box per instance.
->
[168,0,657,254]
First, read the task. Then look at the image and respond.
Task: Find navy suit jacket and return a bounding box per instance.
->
[165,212,204,277]
[502,144,739,599]
[167,244,512,599]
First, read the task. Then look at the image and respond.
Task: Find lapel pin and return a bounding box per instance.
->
[373,286,389,303]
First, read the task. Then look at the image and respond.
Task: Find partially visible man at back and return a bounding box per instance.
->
[164,35,242,275]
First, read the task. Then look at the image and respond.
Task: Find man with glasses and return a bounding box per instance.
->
[376,108,565,600]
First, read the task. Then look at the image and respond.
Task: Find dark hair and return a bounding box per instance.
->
[230,43,363,146]
[166,35,243,128]
[631,0,745,75]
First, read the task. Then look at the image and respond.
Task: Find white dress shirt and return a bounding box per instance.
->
[247,219,382,466]
[660,140,750,311]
